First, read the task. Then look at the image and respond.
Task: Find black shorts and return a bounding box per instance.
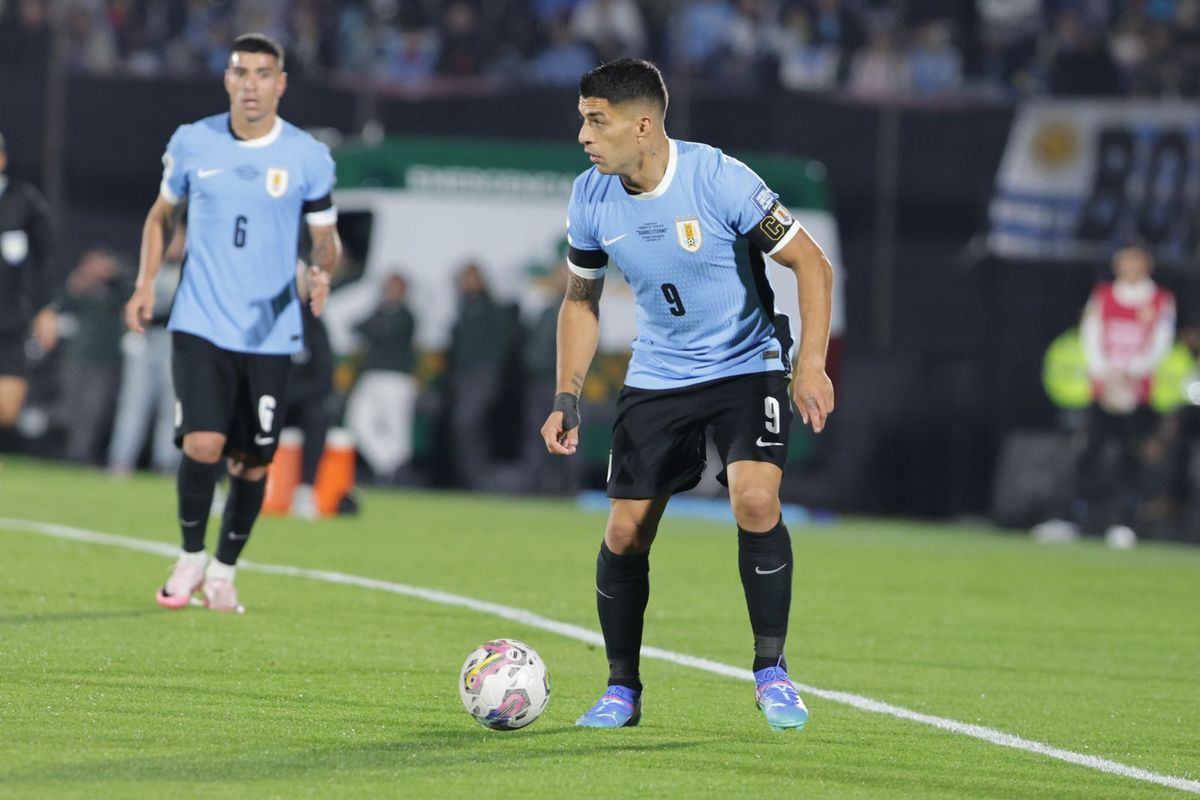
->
[0,333,27,378]
[607,371,793,500]
[172,331,292,466]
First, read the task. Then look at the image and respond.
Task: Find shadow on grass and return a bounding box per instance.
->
[0,724,708,785]
[0,608,158,626]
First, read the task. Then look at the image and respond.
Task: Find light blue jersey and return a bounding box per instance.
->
[159,113,337,355]
[567,139,802,390]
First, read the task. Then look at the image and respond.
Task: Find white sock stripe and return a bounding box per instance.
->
[2,516,1197,796]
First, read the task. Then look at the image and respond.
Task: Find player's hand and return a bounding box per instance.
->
[542,393,581,456]
[307,265,330,317]
[31,307,59,354]
[793,365,834,434]
[124,285,155,334]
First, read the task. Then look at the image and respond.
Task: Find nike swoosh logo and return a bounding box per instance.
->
[254,434,275,445]
[601,233,628,246]
[227,531,249,541]
[755,437,784,447]
[197,168,223,178]
[596,584,615,599]
[755,563,788,575]
[179,519,201,527]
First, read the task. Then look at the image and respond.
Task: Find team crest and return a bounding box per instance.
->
[265,167,289,198]
[675,217,702,253]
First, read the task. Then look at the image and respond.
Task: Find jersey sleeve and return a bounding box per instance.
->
[714,154,803,257]
[302,141,338,226]
[565,179,608,280]
[159,126,190,206]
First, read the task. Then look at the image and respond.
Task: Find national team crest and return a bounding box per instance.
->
[675,217,702,253]
[265,167,289,198]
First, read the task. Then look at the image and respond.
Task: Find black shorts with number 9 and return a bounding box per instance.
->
[607,371,793,500]
[172,331,292,466]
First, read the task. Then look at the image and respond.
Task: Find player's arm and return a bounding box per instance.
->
[27,185,60,353]
[304,220,341,317]
[126,195,177,334]
[543,263,605,456]
[766,223,835,433]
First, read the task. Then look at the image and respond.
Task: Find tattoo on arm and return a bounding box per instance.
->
[567,274,601,301]
[310,228,339,271]
[570,371,585,394]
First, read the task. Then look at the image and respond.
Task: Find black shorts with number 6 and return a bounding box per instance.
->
[172,331,292,466]
[607,371,792,500]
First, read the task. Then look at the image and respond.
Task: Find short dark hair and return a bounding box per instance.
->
[232,33,285,69]
[579,58,668,113]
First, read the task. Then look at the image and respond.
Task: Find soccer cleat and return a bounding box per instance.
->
[755,664,809,731]
[575,685,642,728]
[155,556,205,610]
[202,576,246,614]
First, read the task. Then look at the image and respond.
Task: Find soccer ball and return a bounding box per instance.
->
[458,639,550,730]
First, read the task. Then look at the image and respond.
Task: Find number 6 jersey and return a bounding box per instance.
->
[566,138,803,390]
[159,113,337,355]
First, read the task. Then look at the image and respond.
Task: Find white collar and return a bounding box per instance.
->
[1113,278,1155,306]
[628,138,677,201]
[235,117,283,148]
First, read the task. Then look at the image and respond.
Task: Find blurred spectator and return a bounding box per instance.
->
[435,1,484,78]
[64,1,119,75]
[778,6,841,90]
[106,216,182,476]
[378,25,440,83]
[847,14,910,98]
[0,131,57,443]
[570,0,647,62]
[1046,9,1121,96]
[976,0,1041,91]
[345,272,419,485]
[57,248,129,465]
[528,12,596,85]
[906,20,964,95]
[808,0,866,81]
[1033,247,1176,547]
[283,263,337,519]
[446,262,516,489]
[0,0,52,70]
[669,0,736,75]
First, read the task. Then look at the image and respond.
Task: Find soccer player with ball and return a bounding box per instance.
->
[542,59,835,731]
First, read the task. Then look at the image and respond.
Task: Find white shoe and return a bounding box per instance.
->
[1031,519,1080,544]
[290,483,320,520]
[156,554,205,609]
[1104,525,1138,550]
[202,576,245,613]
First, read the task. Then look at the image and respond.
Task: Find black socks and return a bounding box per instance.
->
[214,476,266,566]
[738,518,793,673]
[177,455,221,553]
[595,541,649,693]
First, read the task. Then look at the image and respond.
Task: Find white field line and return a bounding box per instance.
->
[3,516,1198,795]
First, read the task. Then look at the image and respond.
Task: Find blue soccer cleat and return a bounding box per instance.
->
[575,685,642,728]
[754,664,809,732]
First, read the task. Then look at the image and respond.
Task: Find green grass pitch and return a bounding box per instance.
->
[1,457,1198,798]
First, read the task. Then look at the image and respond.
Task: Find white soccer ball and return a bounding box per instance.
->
[458,639,551,730]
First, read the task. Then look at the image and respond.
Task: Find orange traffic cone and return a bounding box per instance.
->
[262,427,303,515]
[314,427,356,516]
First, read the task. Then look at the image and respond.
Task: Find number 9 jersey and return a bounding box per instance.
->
[566,138,802,390]
[159,113,337,355]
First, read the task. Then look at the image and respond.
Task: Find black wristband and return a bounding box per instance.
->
[553,392,581,431]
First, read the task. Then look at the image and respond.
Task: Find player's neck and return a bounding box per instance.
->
[230,111,278,142]
[620,136,671,195]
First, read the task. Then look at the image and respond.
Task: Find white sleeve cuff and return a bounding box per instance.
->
[765,220,802,257]
[305,206,338,226]
[568,260,606,280]
[159,182,180,206]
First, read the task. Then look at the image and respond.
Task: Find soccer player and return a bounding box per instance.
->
[541,59,835,731]
[125,33,342,613]
[0,131,58,441]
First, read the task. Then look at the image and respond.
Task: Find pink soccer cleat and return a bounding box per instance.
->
[202,576,245,614]
[156,556,205,609]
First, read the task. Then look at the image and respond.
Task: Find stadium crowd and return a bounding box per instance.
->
[2,0,1199,98]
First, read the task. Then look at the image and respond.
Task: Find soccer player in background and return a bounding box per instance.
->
[542,59,835,731]
[0,131,58,443]
[125,33,342,612]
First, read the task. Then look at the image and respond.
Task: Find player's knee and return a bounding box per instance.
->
[182,433,225,463]
[228,459,267,481]
[732,485,780,531]
[604,514,655,554]
[0,405,18,428]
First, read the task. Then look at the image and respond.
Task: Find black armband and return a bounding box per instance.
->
[746,201,799,255]
[567,246,608,271]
